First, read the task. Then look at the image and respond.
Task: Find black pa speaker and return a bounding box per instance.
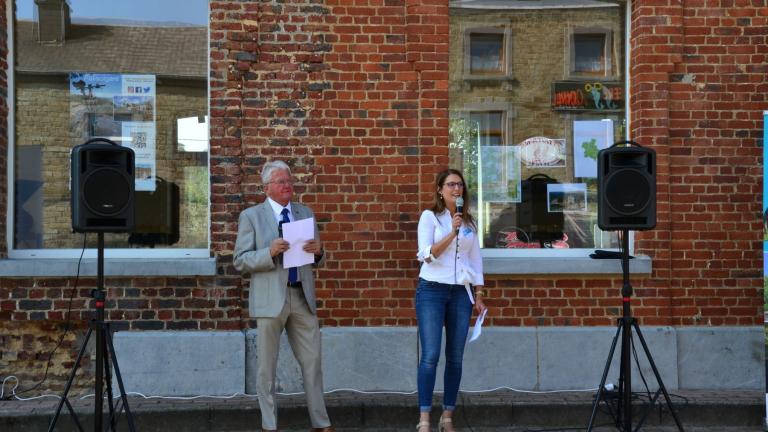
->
[71,138,135,232]
[128,178,180,246]
[597,141,656,230]
[517,174,565,242]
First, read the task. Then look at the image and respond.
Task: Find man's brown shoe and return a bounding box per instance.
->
[311,427,335,432]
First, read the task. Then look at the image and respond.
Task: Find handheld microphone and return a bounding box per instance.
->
[455,196,464,234]
[453,196,463,280]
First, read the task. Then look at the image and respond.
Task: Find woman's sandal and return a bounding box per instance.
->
[438,415,453,432]
[416,420,431,432]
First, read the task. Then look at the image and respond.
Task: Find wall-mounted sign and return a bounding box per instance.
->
[551,81,624,112]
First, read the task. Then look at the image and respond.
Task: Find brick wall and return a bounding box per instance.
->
[629,0,764,326]
[0,0,764,391]
[209,0,445,325]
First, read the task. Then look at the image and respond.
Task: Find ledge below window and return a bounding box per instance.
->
[0,258,218,277]
[482,255,652,275]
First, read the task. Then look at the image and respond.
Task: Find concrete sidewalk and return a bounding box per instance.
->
[1,388,764,431]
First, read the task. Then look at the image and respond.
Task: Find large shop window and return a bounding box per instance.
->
[449,1,627,255]
[9,0,209,258]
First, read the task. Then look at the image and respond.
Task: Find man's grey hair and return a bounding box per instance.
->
[261,160,291,184]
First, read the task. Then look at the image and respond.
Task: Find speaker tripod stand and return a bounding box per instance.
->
[586,230,684,432]
[48,233,137,432]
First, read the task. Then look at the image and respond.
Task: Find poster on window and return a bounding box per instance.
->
[547,183,587,213]
[122,122,156,191]
[479,146,521,203]
[69,73,157,191]
[573,119,614,178]
[519,136,566,168]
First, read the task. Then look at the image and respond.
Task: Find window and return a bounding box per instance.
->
[449,1,627,255]
[470,32,504,75]
[462,26,513,81]
[570,30,613,77]
[9,0,209,258]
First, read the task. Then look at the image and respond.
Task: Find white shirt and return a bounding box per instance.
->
[417,209,484,287]
[267,197,293,223]
[266,198,299,280]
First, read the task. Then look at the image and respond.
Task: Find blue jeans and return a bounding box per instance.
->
[416,278,472,412]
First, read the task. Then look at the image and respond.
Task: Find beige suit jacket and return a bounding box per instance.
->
[233,201,324,318]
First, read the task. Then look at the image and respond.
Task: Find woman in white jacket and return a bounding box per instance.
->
[415,169,486,432]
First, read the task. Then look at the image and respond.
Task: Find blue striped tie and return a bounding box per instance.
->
[281,208,298,284]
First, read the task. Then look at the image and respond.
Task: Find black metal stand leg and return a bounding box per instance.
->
[633,322,685,432]
[587,321,623,432]
[586,229,684,432]
[48,232,137,432]
[106,329,137,432]
[48,328,93,432]
[63,397,86,432]
[103,332,117,432]
[620,316,632,432]
[94,321,104,432]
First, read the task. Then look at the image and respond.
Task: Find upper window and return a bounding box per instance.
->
[449,1,627,254]
[570,29,613,77]
[10,0,209,257]
[462,26,513,80]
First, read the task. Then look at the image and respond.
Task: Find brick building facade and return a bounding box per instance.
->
[0,0,764,395]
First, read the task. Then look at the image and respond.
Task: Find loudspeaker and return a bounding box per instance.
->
[71,138,135,232]
[517,173,565,242]
[128,178,180,246]
[597,141,656,230]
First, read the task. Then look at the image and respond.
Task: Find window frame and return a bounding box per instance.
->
[568,27,614,79]
[462,25,514,81]
[5,0,212,260]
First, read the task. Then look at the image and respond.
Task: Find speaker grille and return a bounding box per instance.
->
[82,167,132,217]
[604,169,651,216]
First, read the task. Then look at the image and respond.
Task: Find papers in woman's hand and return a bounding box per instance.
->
[469,308,488,342]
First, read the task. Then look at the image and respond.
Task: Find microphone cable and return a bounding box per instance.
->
[3,233,88,400]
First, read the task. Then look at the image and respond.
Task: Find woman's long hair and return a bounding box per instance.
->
[429,168,477,231]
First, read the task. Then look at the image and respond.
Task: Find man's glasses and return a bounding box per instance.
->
[444,181,464,188]
[269,179,294,186]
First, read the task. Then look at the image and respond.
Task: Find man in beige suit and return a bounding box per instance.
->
[233,160,334,432]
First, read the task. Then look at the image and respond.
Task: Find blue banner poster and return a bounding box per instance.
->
[764,110,767,293]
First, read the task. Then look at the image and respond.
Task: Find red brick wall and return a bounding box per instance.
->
[209,0,449,326]
[629,0,764,326]
[0,0,764,390]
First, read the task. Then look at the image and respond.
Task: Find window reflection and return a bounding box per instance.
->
[450,2,624,251]
[13,0,209,251]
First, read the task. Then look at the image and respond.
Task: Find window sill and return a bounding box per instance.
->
[0,258,218,277]
[482,255,652,275]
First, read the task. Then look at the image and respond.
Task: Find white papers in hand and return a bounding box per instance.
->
[469,308,488,343]
[282,217,315,268]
